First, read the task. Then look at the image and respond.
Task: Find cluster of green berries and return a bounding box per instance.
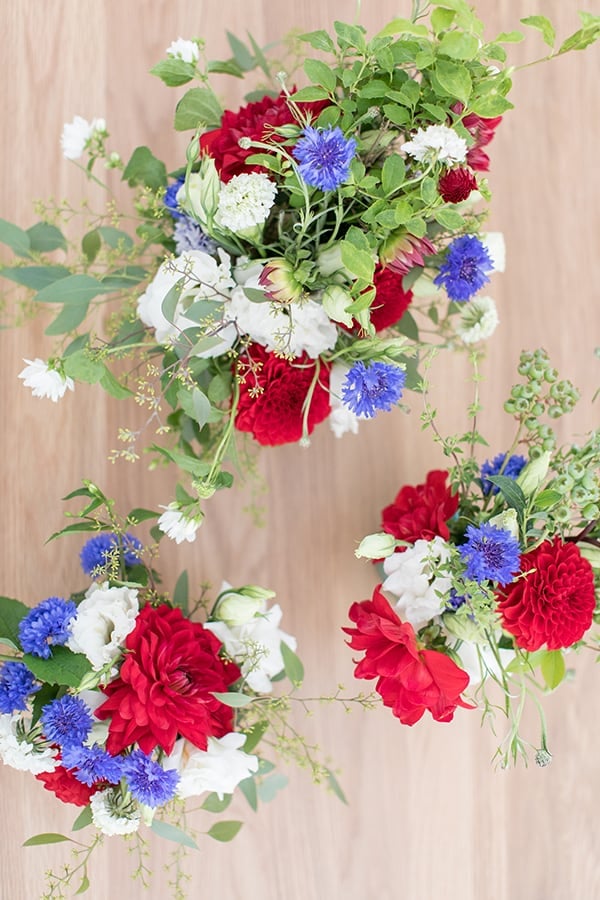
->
[551,440,600,524]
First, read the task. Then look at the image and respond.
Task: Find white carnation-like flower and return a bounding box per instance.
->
[169,733,259,800]
[18,358,74,402]
[137,249,236,356]
[60,116,105,160]
[401,124,467,165]
[67,583,139,671]
[166,38,200,63]
[382,537,453,630]
[205,602,296,693]
[455,295,499,345]
[0,715,58,774]
[328,362,360,438]
[480,231,506,272]
[90,788,141,836]
[158,504,203,544]
[215,173,277,233]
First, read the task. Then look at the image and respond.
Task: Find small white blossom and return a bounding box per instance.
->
[0,715,58,774]
[90,788,141,836]
[67,583,139,671]
[401,124,467,165]
[455,295,499,344]
[166,38,200,63]
[18,358,74,402]
[328,362,360,438]
[168,733,259,800]
[382,537,453,630]
[60,115,105,160]
[480,231,506,272]
[158,504,203,544]
[215,173,277,233]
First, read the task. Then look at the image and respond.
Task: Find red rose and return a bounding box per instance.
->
[36,765,95,807]
[368,264,413,331]
[200,91,327,182]
[438,167,478,203]
[497,538,596,650]
[382,470,458,545]
[96,605,240,756]
[344,586,472,725]
[235,343,331,446]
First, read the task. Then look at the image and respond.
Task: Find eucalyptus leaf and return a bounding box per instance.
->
[201,792,232,813]
[45,302,90,336]
[281,641,304,687]
[211,691,253,708]
[71,806,93,832]
[206,820,243,842]
[151,819,199,850]
[0,219,31,256]
[34,274,111,305]
[173,569,189,612]
[257,773,288,803]
[0,265,71,291]
[26,222,67,253]
[238,776,258,811]
[23,833,72,847]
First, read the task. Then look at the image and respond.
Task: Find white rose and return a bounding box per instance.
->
[67,583,139,671]
[382,537,452,630]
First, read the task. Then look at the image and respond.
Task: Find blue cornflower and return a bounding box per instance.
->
[0,661,39,714]
[79,532,143,576]
[174,216,217,255]
[433,234,494,302]
[480,452,527,495]
[18,597,76,659]
[293,126,357,192]
[61,744,123,786]
[446,590,467,611]
[41,695,93,748]
[458,523,521,586]
[164,176,186,219]
[341,361,406,419]
[121,750,179,808]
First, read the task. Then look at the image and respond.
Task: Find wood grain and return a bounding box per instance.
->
[0,2,598,898]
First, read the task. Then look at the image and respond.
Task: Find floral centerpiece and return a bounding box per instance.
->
[346,349,600,766]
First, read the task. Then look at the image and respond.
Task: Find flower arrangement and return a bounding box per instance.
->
[0,483,339,896]
[6,5,597,522]
[346,349,600,766]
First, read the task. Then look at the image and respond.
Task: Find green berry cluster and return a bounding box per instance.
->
[551,436,600,524]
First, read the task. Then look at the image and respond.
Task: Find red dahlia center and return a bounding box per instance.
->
[169,668,193,694]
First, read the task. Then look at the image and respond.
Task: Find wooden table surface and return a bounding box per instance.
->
[0,2,598,898]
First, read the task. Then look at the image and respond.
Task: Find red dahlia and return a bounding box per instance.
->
[235,344,331,446]
[200,91,327,182]
[368,264,413,331]
[438,167,478,203]
[36,765,95,807]
[96,605,240,755]
[497,538,596,651]
[344,586,472,725]
[382,470,458,545]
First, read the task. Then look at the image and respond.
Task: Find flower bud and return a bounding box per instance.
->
[215,586,274,626]
[317,243,352,279]
[489,508,519,540]
[258,258,303,304]
[177,158,220,231]
[322,285,354,328]
[354,532,396,560]
[516,451,551,496]
[442,611,487,642]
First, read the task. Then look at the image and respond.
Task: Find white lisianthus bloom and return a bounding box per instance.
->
[455,295,499,345]
[451,639,515,687]
[328,362,360,438]
[215,173,277,233]
[18,358,74,402]
[168,733,259,800]
[401,124,467,165]
[205,602,296,693]
[67,583,139,671]
[480,232,506,272]
[137,249,237,356]
[382,537,453,630]
[158,504,203,544]
[166,37,200,63]
[90,789,141,836]
[60,115,105,160]
[0,715,58,774]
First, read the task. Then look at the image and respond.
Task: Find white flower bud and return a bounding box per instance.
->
[489,508,519,540]
[178,158,220,230]
[215,589,269,626]
[355,532,397,560]
[322,285,354,328]
[516,451,551,496]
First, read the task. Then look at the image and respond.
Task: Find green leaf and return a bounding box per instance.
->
[151,819,199,850]
[75,874,90,895]
[558,26,599,55]
[431,8,456,33]
[45,302,90,336]
[304,58,336,93]
[438,31,480,60]
[238,776,258,811]
[520,15,556,48]
[173,569,189,611]
[150,58,196,87]
[495,30,524,43]
[0,265,71,291]
[0,596,30,648]
[127,507,158,523]
[281,641,304,687]
[540,649,565,690]
[340,242,374,283]
[226,31,255,70]
[211,691,253,708]
[201,792,232,813]
[206,820,243,843]
[63,350,105,383]
[325,768,348,805]
[122,146,167,191]
[97,226,134,251]
[208,372,232,404]
[434,208,465,230]
[174,87,223,131]
[206,58,244,78]
[534,489,562,510]
[22,646,93,688]
[381,154,405,196]
[376,18,428,38]
[246,32,271,78]
[71,806,93,832]
[63,334,90,358]
[184,299,224,324]
[396,309,419,341]
[34,273,110,305]
[333,21,367,51]
[289,86,330,103]
[23,833,72,847]
[434,59,472,103]
[0,219,31,256]
[26,223,67,253]
[469,93,513,118]
[420,176,438,205]
[299,29,336,53]
[177,387,212,428]
[161,278,184,324]
[257,773,288,803]
[485,475,527,518]
[82,229,101,263]
[242,721,268,753]
[383,104,410,127]
[99,368,134,399]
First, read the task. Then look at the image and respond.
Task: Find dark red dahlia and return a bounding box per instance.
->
[36,765,96,807]
[368,264,414,331]
[382,470,458,545]
[438,167,478,203]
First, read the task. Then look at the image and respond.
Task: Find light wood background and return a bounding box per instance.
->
[0,2,598,898]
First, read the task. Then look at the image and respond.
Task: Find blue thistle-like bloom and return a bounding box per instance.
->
[446,589,467,611]
[341,361,406,419]
[293,126,357,192]
[174,216,217,255]
[164,176,186,219]
[61,743,123,786]
[480,452,527,496]
[41,695,93,748]
[458,523,521,586]
[121,750,179,808]
[79,532,143,576]
[433,234,494,302]
[18,597,76,659]
[0,661,39,714]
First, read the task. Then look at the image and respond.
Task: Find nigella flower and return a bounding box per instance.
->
[41,695,93,748]
[434,234,494,302]
[293,126,357,192]
[0,662,39,714]
[480,452,527,495]
[80,532,143,576]
[174,217,217,255]
[122,749,179,807]
[458,523,521,586]
[341,361,406,419]
[164,175,186,219]
[61,744,123,786]
[18,597,77,659]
